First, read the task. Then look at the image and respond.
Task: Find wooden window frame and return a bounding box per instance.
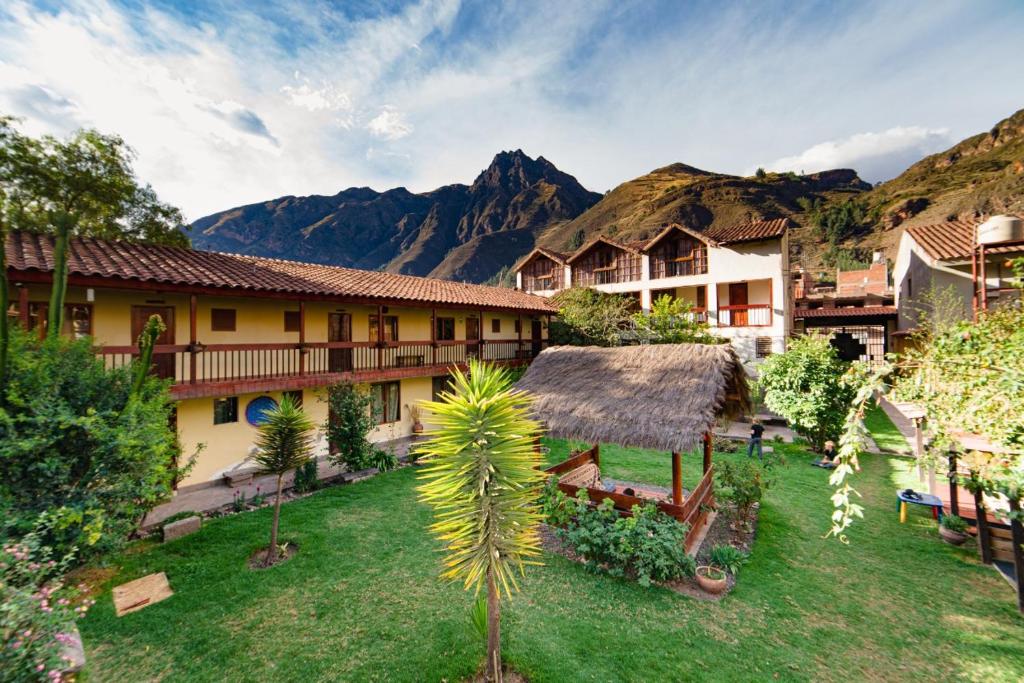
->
[491,318,501,334]
[211,308,237,332]
[435,316,455,341]
[18,301,94,339]
[284,310,301,332]
[213,396,239,425]
[370,315,399,343]
[370,381,401,424]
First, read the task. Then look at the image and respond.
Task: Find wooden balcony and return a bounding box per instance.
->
[97,339,547,399]
[717,304,772,327]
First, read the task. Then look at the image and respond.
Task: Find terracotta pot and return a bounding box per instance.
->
[412,421,424,434]
[939,526,968,546]
[696,565,728,594]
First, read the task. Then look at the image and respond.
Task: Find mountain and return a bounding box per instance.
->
[191,150,601,283]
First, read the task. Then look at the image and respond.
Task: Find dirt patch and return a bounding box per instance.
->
[66,565,120,600]
[468,664,529,682]
[248,541,299,570]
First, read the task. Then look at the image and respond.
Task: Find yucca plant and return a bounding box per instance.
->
[249,395,315,566]
[416,359,544,682]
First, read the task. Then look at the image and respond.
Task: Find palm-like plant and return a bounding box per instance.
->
[249,395,315,566]
[416,359,544,682]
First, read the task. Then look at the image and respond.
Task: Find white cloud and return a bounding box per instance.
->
[367,107,412,140]
[757,127,953,183]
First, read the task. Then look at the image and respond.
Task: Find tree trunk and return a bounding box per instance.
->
[485,566,502,682]
[47,214,72,340]
[268,474,284,565]
[0,223,9,398]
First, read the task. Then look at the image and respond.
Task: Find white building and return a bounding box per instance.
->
[514,219,792,365]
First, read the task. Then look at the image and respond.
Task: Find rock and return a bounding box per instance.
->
[60,625,85,674]
[163,515,201,542]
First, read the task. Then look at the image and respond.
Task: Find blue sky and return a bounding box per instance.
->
[1,0,1022,220]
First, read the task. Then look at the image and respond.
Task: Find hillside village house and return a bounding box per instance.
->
[893,215,1024,340]
[514,219,792,365]
[5,232,555,490]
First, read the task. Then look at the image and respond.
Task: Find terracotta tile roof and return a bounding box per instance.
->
[513,246,569,270]
[905,216,1024,261]
[704,218,789,245]
[794,306,897,319]
[5,231,558,313]
[565,235,642,263]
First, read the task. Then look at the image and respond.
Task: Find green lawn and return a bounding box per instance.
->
[78,441,1022,682]
[864,403,912,455]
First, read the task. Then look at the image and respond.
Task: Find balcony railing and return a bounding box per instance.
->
[96,339,547,392]
[717,304,772,327]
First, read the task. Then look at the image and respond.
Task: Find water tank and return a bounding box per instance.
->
[976,215,1023,244]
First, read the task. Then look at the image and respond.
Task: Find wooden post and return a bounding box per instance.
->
[188,294,197,385]
[973,485,992,564]
[376,304,384,370]
[703,431,712,475]
[1009,497,1024,614]
[947,452,959,517]
[671,451,682,506]
[430,307,436,366]
[592,443,600,469]
[517,313,523,358]
[479,309,485,358]
[17,285,29,328]
[298,301,306,375]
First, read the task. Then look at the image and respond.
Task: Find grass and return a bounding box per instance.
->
[78,440,1022,682]
[864,402,912,455]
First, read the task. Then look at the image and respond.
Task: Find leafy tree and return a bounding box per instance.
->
[0,327,179,559]
[754,167,766,179]
[629,294,720,344]
[417,360,544,681]
[0,119,189,338]
[567,227,585,251]
[799,197,876,247]
[758,334,860,451]
[549,287,632,346]
[323,381,376,471]
[249,395,315,566]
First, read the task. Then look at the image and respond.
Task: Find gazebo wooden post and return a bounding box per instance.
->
[973,484,992,564]
[703,431,712,474]
[1009,497,1024,614]
[947,451,960,517]
[592,443,600,469]
[671,451,682,506]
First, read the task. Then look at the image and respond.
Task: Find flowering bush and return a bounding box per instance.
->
[1,525,93,682]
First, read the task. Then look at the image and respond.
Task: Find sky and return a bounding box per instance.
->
[1,0,1022,221]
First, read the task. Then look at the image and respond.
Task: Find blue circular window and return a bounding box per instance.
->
[245,396,279,426]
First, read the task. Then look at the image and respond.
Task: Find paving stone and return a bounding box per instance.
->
[163,515,201,542]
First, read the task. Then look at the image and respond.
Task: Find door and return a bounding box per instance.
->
[466,317,480,358]
[328,312,352,372]
[728,283,749,327]
[531,319,543,356]
[131,305,175,379]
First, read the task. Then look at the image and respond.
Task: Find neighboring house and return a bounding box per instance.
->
[514,219,792,365]
[893,215,1024,336]
[5,232,555,490]
[792,253,896,365]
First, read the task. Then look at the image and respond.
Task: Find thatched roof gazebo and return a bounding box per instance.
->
[517,343,750,549]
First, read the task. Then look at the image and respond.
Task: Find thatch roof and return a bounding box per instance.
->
[516,344,749,453]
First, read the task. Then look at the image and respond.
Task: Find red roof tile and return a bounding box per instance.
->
[905,216,1024,261]
[5,231,558,313]
[704,218,789,245]
[794,306,897,319]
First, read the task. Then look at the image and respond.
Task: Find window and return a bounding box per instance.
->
[491,318,501,334]
[284,310,301,332]
[16,302,93,339]
[370,381,400,424]
[211,308,236,331]
[514,319,521,334]
[213,396,238,424]
[432,374,455,402]
[370,315,398,343]
[756,337,773,359]
[435,316,455,341]
[284,390,303,408]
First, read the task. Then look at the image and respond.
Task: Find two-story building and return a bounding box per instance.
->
[5,231,555,490]
[514,219,792,365]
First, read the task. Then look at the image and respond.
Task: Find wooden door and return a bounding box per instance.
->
[466,316,480,358]
[131,305,175,379]
[728,282,748,327]
[531,319,543,356]
[328,312,352,372]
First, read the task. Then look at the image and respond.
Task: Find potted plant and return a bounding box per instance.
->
[695,565,728,594]
[407,403,424,434]
[939,514,969,546]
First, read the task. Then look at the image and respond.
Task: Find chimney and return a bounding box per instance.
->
[872,250,884,264]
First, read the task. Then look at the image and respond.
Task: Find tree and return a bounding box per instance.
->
[323,381,376,471]
[417,360,544,681]
[249,395,315,566]
[1,120,189,338]
[755,167,766,179]
[567,227,585,251]
[757,334,860,451]
[549,287,633,346]
[629,294,720,344]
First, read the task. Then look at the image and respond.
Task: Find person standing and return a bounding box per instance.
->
[747,418,765,461]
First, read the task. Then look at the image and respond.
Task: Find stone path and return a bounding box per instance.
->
[716,420,796,444]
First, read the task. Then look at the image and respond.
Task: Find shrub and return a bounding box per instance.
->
[629,295,721,345]
[323,381,376,471]
[716,459,773,525]
[0,329,179,560]
[557,494,694,587]
[709,544,747,574]
[712,434,739,453]
[941,515,968,534]
[292,459,320,494]
[549,287,633,347]
[540,479,576,528]
[757,334,861,451]
[370,447,398,472]
[0,519,95,682]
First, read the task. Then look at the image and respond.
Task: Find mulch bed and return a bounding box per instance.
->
[540,501,760,601]
[248,541,299,569]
